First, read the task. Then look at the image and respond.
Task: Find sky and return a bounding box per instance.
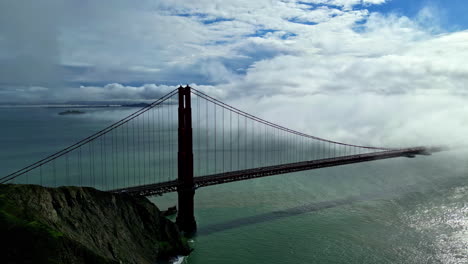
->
[1,0,468,147]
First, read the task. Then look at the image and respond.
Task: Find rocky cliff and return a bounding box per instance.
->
[0,184,190,264]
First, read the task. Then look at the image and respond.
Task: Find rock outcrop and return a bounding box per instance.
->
[0,184,190,264]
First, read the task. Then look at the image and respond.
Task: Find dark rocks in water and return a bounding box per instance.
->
[0,184,191,264]
[58,110,85,115]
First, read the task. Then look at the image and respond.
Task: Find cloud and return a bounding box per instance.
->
[1,0,468,148]
[49,83,223,103]
[0,0,393,88]
[362,0,387,5]
[0,0,63,87]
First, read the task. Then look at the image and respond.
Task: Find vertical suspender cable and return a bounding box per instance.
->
[170,102,173,180]
[127,117,130,185]
[214,103,217,174]
[197,94,200,176]
[143,112,146,184]
[166,101,170,181]
[158,108,161,183]
[245,117,248,169]
[133,119,137,185]
[151,108,154,181]
[230,111,232,171]
[206,98,209,175]
[238,113,240,170]
[222,107,225,173]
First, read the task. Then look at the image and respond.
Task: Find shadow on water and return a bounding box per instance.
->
[196,175,467,236]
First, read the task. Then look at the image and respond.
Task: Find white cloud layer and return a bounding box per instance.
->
[1,0,468,148]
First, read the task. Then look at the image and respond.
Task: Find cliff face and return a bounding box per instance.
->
[0,184,190,264]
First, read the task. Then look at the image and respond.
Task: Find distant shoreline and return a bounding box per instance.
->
[0,104,122,108]
[0,104,154,109]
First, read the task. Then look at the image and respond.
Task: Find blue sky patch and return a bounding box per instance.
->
[202,17,235,25]
[365,0,468,31]
[174,12,208,19]
[297,1,321,10]
[352,18,368,33]
[287,17,318,26]
[281,32,297,39]
[248,29,278,38]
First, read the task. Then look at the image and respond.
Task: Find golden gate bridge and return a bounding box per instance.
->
[0,86,444,233]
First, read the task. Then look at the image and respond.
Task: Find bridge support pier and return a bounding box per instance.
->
[176,185,196,234]
[176,85,197,234]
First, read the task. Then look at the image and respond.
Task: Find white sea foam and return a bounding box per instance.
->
[170,255,185,264]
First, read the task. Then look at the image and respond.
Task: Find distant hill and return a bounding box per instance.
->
[58,110,85,115]
[121,103,151,108]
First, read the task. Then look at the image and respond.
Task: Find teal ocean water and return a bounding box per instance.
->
[1,107,467,263]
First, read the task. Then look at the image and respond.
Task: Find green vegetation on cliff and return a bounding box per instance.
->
[0,184,190,264]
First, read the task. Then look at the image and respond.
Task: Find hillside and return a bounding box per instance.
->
[0,184,190,264]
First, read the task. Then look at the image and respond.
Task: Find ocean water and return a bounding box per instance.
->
[0,107,467,263]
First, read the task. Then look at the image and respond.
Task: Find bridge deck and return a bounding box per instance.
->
[110,147,437,197]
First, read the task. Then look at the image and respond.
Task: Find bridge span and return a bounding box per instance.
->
[110,146,439,197]
[1,86,444,233]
